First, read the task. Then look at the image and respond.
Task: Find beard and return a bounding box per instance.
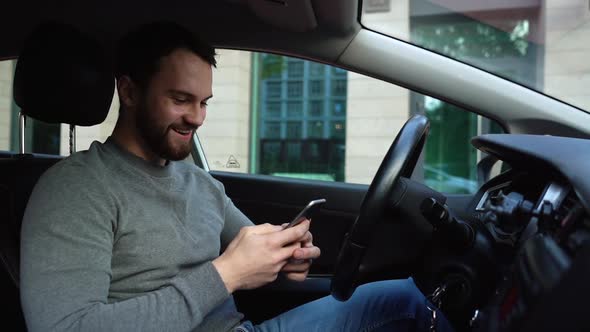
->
[135,99,193,161]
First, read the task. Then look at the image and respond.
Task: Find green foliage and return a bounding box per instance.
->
[260,54,285,79]
[412,20,530,60]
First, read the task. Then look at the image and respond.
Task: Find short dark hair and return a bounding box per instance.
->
[115,21,217,91]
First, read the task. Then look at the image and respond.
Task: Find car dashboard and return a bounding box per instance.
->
[465,134,590,331]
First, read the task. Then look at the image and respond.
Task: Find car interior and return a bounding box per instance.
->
[1,1,590,331]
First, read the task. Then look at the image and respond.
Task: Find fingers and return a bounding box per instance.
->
[293,245,321,260]
[276,241,301,261]
[300,231,313,246]
[271,219,310,246]
[283,259,311,282]
[250,223,283,235]
[284,271,309,282]
[282,260,312,273]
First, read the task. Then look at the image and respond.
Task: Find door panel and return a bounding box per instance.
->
[212,170,477,323]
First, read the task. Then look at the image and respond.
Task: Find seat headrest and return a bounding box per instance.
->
[13,22,114,126]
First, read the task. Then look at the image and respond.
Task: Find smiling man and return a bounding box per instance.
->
[20,22,453,332]
[113,44,213,164]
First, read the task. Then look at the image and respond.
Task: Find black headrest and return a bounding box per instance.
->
[13,22,114,126]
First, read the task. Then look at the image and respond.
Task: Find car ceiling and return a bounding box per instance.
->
[0,0,360,63]
[2,0,590,138]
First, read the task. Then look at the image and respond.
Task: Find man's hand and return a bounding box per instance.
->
[212,220,311,293]
[281,222,321,282]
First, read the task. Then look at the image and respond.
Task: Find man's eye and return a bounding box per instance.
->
[201,101,209,107]
[173,97,187,104]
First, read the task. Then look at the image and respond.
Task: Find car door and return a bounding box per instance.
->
[194,50,503,323]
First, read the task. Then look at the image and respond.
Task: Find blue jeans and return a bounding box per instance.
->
[235,278,454,332]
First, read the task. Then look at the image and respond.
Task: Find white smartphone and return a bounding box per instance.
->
[284,198,327,229]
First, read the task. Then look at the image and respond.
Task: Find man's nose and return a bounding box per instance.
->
[184,105,206,127]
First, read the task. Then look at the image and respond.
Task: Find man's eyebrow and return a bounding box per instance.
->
[168,90,212,101]
[167,90,194,98]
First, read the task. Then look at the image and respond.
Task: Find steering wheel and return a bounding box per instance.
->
[331,114,430,301]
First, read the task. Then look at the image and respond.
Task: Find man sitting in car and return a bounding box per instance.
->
[20,22,454,332]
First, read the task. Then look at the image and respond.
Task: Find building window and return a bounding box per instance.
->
[287,101,303,117]
[267,82,282,98]
[332,67,347,76]
[309,80,323,96]
[286,121,302,138]
[307,120,324,138]
[331,100,346,116]
[288,61,304,78]
[331,121,345,139]
[263,121,281,139]
[257,55,348,181]
[265,102,281,117]
[309,63,324,77]
[332,80,347,96]
[309,101,323,117]
[287,81,303,98]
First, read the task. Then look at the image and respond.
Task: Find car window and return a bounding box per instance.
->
[0,59,18,153]
[0,58,118,156]
[361,0,590,112]
[198,50,504,194]
[65,96,118,155]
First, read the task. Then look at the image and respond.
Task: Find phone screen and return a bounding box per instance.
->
[284,198,326,229]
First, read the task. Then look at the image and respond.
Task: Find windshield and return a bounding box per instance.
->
[362,0,590,111]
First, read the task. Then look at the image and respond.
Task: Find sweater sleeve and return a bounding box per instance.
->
[218,188,254,251]
[20,164,230,332]
[221,197,255,248]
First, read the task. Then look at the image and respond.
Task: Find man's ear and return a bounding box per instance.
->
[117,76,139,109]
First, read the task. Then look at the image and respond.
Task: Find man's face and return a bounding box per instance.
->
[136,48,213,161]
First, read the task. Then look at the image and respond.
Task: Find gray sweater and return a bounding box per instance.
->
[20,138,253,332]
